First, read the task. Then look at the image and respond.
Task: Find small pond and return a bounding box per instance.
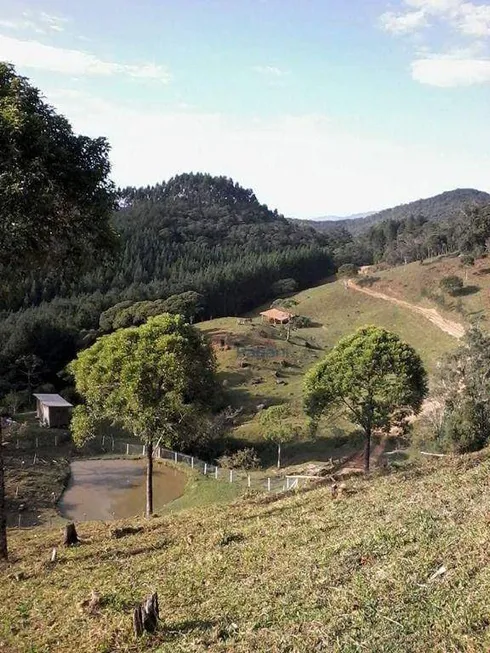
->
[59,459,186,521]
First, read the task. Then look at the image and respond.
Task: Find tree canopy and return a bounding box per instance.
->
[0,63,116,281]
[69,313,221,515]
[303,326,428,471]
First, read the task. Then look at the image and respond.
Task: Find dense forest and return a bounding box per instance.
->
[0,173,336,400]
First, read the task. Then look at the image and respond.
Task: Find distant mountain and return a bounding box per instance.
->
[308,211,377,222]
[295,189,490,235]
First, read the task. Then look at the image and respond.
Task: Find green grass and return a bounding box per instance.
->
[198,276,457,465]
[3,450,490,652]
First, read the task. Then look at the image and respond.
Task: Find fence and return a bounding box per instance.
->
[6,430,321,495]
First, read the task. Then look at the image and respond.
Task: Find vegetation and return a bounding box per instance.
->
[439,275,464,296]
[4,451,490,651]
[258,405,299,468]
[69,314,220,516]
[0,63,115,561]
[304,326,428,471]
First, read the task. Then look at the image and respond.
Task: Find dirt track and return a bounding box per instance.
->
[346,279,465,339]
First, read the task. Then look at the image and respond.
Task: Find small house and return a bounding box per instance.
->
[33,393,73,428]
[259,308,293,325]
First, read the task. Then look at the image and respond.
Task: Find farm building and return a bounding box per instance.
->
[33,394,73,428]
[260,308,293,325]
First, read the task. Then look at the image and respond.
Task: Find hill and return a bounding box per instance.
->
[3,450,490,652]
[297,189,490,235]
[0,173,335,402]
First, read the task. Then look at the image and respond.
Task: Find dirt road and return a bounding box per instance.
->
[346,279,465,339]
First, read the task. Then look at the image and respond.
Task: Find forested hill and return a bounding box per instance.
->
[297,189,490,235]
[0,174,335,395]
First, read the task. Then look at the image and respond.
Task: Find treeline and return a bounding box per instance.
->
[0,173,335,401]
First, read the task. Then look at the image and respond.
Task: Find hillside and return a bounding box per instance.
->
[0,173,334,403]
[298,189,490,235]
[3,451,490,652]
[197,275,456,460]
[358,254,490,331]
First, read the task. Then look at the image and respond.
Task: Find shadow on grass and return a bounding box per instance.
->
[456,285,480,296]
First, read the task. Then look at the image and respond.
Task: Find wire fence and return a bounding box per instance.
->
[6,430,319,495]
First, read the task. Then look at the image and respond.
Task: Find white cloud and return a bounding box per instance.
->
[458,3,490,36]
[381,0,490,86]
[0,11,68,34]
[252,65,288,76]
[44,89,490,216]
[412,56,490,85]
[0,35,170,82]
[380,9,428,33]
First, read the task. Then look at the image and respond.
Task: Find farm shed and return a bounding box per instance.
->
[260,308,293,325]
[33,394,73,428]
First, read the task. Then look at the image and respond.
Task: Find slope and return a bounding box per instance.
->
[298,188,490,235]
[2,451,490,652]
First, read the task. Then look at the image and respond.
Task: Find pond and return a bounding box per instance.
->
[59,458,186,521]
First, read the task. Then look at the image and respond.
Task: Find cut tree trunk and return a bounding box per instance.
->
[133,592,159,637]
[364,430,371,473]
[0,421,7,560]
[63,522,80,547]
[277,442,281,469]
[146,441,153,517]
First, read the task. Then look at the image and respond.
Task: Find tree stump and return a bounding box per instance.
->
[133,592,159,637]
[63,523,79,547]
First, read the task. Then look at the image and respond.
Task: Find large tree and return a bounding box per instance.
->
[303,326,427,471]
[69,314,220,516]
[0,63,116,560]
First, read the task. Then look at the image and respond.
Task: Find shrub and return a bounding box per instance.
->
[217,447,261,470]
[293,315,313,328]
[439,275,464,296]
[337,263,359,277]
[356,275,380,288]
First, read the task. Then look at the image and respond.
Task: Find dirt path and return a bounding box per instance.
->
[346,279,465,339]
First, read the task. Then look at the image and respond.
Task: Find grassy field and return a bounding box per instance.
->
[198,276,456,465]
[365,254,490,329]
[2,450,490,652]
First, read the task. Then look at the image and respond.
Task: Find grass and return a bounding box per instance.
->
[198,276,457,465]
[366,255,490,328]
[2,450,490,651]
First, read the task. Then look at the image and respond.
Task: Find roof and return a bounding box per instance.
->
[33,393,73,408]
[259,308,293,321]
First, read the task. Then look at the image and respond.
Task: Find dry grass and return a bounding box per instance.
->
[2,452,490,652]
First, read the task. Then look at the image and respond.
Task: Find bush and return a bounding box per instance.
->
[356,275,380,288]
[337,263,359,277]
[439,275,464,296]
[293,315,313,328]
[438,399,490,453]
[217,447,261,470]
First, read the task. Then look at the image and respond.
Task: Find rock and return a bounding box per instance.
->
[256,403,266,411]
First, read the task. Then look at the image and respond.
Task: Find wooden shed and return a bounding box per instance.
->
[260,308,293,325]
[33,394,73,428]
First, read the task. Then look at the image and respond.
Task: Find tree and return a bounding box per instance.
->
[460,254,475,281]
[439,275,464,296]
[0,63,116,560]
[259,405,297,468]
[69,314,220,516]
[303,326,427,472]
[432,327,490,453]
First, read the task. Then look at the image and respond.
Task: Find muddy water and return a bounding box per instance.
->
[59,459,186,521]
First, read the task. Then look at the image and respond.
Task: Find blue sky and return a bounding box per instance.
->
[0,0,489,217]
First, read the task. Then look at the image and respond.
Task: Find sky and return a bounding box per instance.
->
[0,0,489,218]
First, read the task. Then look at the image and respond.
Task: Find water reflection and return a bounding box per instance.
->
[59,458,186,521]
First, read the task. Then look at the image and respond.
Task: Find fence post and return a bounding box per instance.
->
[111,436,114,452]
[35,437,39,449]
[33,453,37,465]
[126,443,129,455]
[215,467,218,480]
[229,469,233,483]
[54,435,58,447]
[142,445,146,457]
[247,475,251,488]
[191,457,194,469]
[102,435,106,448]
[267,477,271,492]
[204,463,207,475]
[174,451,178,463]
